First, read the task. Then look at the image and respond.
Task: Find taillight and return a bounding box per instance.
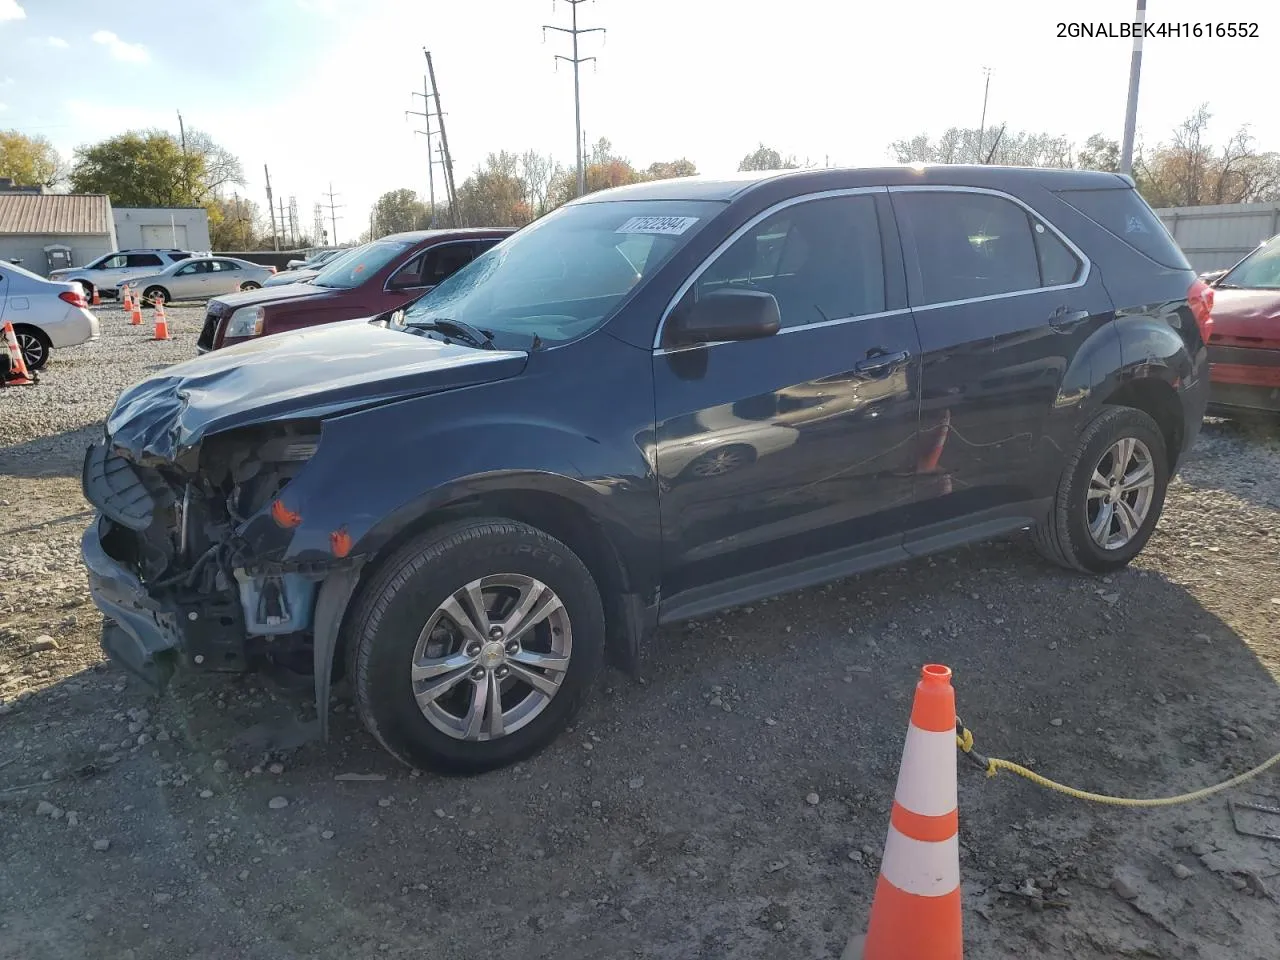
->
[59,290,87,309]
[1188,279,1214,341]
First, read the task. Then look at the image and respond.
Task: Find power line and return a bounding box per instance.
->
[323,182,345,246]
[543,0,606,198]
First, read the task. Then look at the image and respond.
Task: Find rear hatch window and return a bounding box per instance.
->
[1055,186,1190,271]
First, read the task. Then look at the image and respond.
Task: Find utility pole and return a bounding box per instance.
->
[313,203,325,247]
[323,182,344,246]
[278,198,289,248]
[288,196,299,247]
[369,209,375,241]
[263,163,278,251]
[424,50,459,226]
[176,109,191,202]
[544,0,605,198]
[406,74,441,223]
[976,66,992,163]
[1119,0,1147,176]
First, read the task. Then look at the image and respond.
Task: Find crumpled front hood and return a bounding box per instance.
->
[106,319,528,466]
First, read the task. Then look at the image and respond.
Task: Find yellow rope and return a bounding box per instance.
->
[955,723,1280,808]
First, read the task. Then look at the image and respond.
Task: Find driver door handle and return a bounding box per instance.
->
[1049,306,1091,331]
[854,349,910,376]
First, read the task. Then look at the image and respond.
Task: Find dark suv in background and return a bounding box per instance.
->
[195,228,512,352]
[83,166,1210,774]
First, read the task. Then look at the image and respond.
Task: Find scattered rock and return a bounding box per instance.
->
[153,893,172,905]
[628,777,644,790]
[212,759,229,774]
[238,870,250,882]
[1237,724,1256,740]
[268,763,284,775]
[377,798,392,808]
[35,800,58,818]
[1171,863,1193,880]
[434,808,447,819]
[848,850,863,863]
[1152,692,1167,705]
[199,789,214,799]
[92,838,110,852]
[1111,876,1139,900]
[805,792,820,806]
[321,830,335,840]
[65,811,79,828]
[268,796,289,810]
[28,636,58,653]
[767,860,786,874]
[1050,718,1064,727]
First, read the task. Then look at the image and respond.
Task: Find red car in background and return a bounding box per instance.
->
[196,229,513,353]
[1205,233,1280,418]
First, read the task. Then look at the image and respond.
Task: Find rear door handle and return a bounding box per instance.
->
[854,349,910,376]
[1049,307,1090,331]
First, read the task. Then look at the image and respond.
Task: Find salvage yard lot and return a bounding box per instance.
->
[2,307,1280,960]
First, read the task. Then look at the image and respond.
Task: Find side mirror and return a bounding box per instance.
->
[666,288,781,346]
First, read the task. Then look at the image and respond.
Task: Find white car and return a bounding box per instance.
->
[0,259,100,370]
[117,257,277,306]
[285,248,344,271]
[48,249,197,300]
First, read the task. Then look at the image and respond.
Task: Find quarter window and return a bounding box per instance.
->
[1032,221,1081,286]
[896,192,1042,305]
[691,195,886,329]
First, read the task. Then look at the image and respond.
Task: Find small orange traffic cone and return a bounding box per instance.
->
[152,294,171,341]
[122,285,133,314]
[919,409,951,474]
[131,292,143,326]
[2,320,37,386]
[91,287,101,307]
[845,664,963,960]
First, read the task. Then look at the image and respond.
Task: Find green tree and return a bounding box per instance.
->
[646,158,698,180]
[69,128,244,207]
[547,138,646,208]
[1075,133,1121,173]
[208,195,264,250]
[0,130,65,187]
[371,188,430,236]
[738,144,798,172]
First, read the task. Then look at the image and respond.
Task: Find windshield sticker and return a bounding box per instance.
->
[616,216,699,236]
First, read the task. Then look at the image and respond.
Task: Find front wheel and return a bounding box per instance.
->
[142,285,169,308]
[348,518,605,774]
[239,281,261,291]
[1033,406,1169,574]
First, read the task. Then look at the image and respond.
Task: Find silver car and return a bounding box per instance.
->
[284,248,345,271]
[0,259,100,370]
[265,245,366,287]
[118,257,276,305]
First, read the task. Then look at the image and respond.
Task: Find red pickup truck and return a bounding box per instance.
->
[196,228,512,353]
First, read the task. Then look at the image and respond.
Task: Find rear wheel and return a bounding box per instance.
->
[75,280,94,301]
[239,281,261,291]
[1034,406,1169,574]
[348,518,605,774]
[13,326,51,371]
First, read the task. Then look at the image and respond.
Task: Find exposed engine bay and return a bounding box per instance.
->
[85,421,326,681]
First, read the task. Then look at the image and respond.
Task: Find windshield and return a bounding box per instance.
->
[403,200,723,344]
[1221,235,1280,289]
[312,240,412,289]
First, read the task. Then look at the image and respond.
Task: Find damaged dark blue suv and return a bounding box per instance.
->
[82,166,1212,773]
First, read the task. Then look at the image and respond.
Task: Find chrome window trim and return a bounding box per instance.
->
[650,186,890,351]
[887,184,1091,312]
[383,238,482,294]
[653,308,914,357]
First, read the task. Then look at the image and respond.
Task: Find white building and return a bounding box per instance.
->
[112,206,211,253]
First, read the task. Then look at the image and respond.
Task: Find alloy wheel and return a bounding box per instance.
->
[1086,437,1155,550]
[409,574,572,741]
[16,331,44,369]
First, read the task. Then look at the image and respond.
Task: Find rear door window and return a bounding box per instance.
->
[422,244,477,285]
[1055,187,1189,270]
[126,253,164,268]
[894,191,1041,305]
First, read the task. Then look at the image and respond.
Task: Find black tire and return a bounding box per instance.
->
[142,285,169,308]
[348,518,605,774]
[75,280,95,301]
[239,281,261,291]
[14,325,52,371]
[1033,406,1169,574]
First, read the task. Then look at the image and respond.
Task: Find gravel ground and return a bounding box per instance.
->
[3,308,1280,959]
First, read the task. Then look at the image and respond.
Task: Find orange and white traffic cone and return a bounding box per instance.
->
[152,295,171,341]
[845,664,963,960]
[91,287,101,307]
[919,409,951,474]
[2,320,37,386]
[122,285,133,314]
[131,292,143,326]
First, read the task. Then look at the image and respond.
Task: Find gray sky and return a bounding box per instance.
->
[1,0,1274,239]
